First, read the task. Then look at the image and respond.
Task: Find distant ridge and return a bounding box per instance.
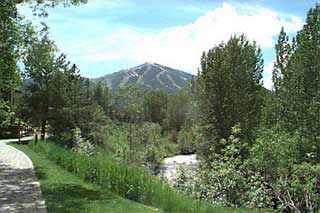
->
[93,62,194,93]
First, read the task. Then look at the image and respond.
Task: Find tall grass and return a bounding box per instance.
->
[28,140,228,213]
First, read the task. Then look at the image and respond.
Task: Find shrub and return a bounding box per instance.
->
[175,125,272,209]
[247,127,299,181]
[274,163,320,212]
[177,126,198,154]
[71,128,95,156]
[246,128,320,211]
[89,124,109,145]
[121,122,166,173]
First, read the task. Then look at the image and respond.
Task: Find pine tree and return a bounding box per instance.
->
[23,28,57,140]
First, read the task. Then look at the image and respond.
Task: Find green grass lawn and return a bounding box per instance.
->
[13,143,161,213]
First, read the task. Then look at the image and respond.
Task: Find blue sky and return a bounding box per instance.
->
[19,0,319,89]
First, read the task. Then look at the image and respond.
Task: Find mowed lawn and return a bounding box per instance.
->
[12,144,161,213]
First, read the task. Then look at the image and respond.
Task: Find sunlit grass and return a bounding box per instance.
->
[13,143,161,213]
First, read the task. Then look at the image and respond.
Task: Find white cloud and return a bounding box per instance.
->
[86,2,303,76]
[263,62,275,90]
[81,0,133,9]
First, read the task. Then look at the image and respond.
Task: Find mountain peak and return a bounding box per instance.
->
[94,63,194,94]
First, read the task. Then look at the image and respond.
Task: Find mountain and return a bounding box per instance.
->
[93,62,194,94]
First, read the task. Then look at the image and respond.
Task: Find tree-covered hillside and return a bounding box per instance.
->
[94,62,194,94]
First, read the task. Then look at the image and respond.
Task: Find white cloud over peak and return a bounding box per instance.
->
[83,2,303,76]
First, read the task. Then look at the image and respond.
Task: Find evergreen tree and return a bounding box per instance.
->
[23,28,57,140]
[49,62,106,142]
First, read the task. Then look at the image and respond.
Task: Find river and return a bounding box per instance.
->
[159,154,198,184]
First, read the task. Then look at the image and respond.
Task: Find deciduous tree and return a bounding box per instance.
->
[196,35,263,159]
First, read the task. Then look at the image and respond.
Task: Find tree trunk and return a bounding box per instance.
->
[35,133,38,144]
[129,122,132,157]
[316,139,320,163]
[41,120,46,141]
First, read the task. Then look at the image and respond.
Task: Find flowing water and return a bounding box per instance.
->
[159,154,198,184]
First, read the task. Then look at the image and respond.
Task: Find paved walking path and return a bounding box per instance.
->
[0,137,47,212]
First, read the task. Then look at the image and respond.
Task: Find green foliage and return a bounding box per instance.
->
[93,81,110,115]
[247,127,299,181]
[177,126,198,154]
[273,163,320,212]
[273,4,320,163]
[23,27,59,138]
[247,128,320,211]
[176,125,272,209]
[27,140,225,213]
[0,1,33,136]
[195,35,263,160]
[0,1,24,102]
[143,90,167,125]
[259,89,279,128]
[98,123,129,154]
[121,122,165,172]
[0,100,13,129]
[165,89,191,131]
[111,85,143,122]
[22,34,107,142]
[71,128,95,156]
[178,126,319,211]
[0,99,26,138]
[91,122,179,169]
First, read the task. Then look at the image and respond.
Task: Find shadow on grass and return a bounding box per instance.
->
[34,166,47,180]
[43,183,117,212]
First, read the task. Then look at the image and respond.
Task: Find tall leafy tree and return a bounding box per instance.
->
[0,1,33,133]
[112,85,144,155]
[196,35,263,158]
[166,89,190,132]
[0,1,21,102]
[112,85,143,123]
[0,0,88,101]
[273,4,320,162]
[143,90,167,125]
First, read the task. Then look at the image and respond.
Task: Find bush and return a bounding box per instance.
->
[247,128,320,211]
[178,126,320,211]
[28,140,224,213]
[71,128,95,156]
[177,126,198,154]
[247,127,299,182]
[175,125,272,209]
[193,126,319,211]
[273,163,320,212]
[121,122,166,172]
